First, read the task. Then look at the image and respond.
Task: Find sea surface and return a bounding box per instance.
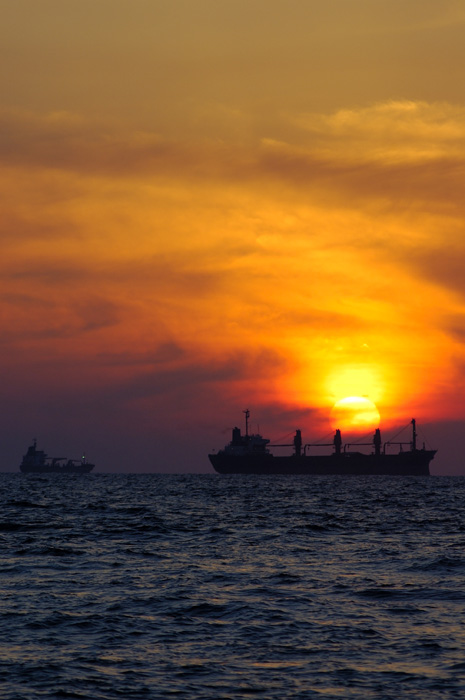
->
[1,474,465,700]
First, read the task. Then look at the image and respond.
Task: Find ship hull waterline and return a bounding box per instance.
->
[208,451,435,476]
[20,465,94,474]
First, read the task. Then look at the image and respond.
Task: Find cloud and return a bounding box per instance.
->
[96,342,187,368]
[129,345,287,398]
[0,108,192,176]
[290,100,465,163]
[381,230,465,309]
[1,340,289,411]
[2,287,123,343]
[2,102,465,217]
[2,103,464,397]
[2,100,464,170]
[443,315,465,344]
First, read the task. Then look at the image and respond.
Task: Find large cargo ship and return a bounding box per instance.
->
[209,410,436,475]
[20,440,95,474]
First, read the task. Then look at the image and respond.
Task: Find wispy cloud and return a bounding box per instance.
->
[291,101,465,163]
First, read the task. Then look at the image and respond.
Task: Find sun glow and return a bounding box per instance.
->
[330,396,380,434]
[326,365,384,403]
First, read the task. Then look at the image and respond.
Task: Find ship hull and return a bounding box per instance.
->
[209,450,435,476]
[20,464,95,474]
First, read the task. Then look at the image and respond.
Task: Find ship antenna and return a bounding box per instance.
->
[243,409,250,437]
[411,418,417,451]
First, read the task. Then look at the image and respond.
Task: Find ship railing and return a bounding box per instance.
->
[383,441,412,453]
[271,442,299,457]
[303,443,334,455]
[343,442,374,454]
[272,442,335,455]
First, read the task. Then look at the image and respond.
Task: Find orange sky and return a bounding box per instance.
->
[2,1,465,472]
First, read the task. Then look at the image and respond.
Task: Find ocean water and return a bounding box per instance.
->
[1,474,465,700]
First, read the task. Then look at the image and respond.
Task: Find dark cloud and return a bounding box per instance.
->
[96,342,186,367]
[0,211,83,244]
[254,145,465,214]
[106,346,289,403]
[401,244,465,300]
[76,297,122,332]
[269,307,370,331]
[2,290,123,342]
[0,109,201,177]
[445,316,465,342]
[6,262,90,284]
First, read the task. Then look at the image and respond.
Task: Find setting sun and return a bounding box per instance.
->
[330,397,381,434]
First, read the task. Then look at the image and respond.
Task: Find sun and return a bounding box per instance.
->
[330,396,380,434]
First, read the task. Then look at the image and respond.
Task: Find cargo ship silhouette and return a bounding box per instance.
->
[209,410,436,475]
[20,440,95,474]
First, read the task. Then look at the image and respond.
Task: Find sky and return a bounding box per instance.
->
[2,0,465,473]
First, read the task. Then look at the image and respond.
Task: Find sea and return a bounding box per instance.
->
[1,473,465,700]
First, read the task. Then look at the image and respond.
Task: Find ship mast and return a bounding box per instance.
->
[411,418,417,451]
[243,409,250,438]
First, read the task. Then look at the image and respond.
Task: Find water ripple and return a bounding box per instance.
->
[1,473,465,699]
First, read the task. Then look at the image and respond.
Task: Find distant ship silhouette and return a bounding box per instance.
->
[209,410,436,475]
[20,440,95,474]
